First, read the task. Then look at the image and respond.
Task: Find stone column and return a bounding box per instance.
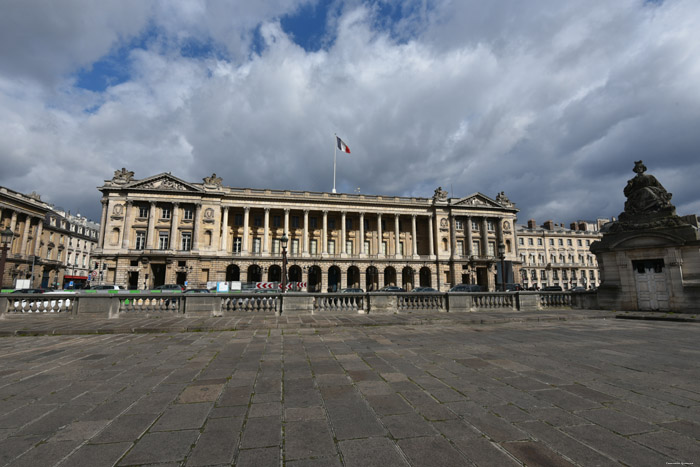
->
[33,220,43,257]
[481,218,489,256]
[394,214,401,257]
[192,204,202,250]
[341,211,347,255]
[284,209,290,235]
[242,207,250,253]
[99,200,108,249]
[466,215,473,256]
[19,216,31,256]
[496,218,504,249]
[263,208,270,254]
[220,206,228,252]
[146,202,156,249]
[122,201,133,249]
[449,214,457,260]
[359,213,365,256]
[428,215,434,256]
[411,214,417,258]
[322,210,328,255]
[303,210,309,255]
[170,202,180,251]
[377,213,383,257]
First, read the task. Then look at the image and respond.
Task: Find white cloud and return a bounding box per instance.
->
[1,0,699,226]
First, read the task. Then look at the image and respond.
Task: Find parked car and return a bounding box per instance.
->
[85,285,124,291]
[340,288,364,293]
[412,287,438,293]
[154,284,185,292]
[449,284,482,292]
[504,283,523,292]
[570,286,587,292]
[11,288,48,294]
[542,285,563,291]
[378,286,406,292]
[183,288,211,294]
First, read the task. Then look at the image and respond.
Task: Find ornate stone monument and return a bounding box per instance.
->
[591,161,700,312]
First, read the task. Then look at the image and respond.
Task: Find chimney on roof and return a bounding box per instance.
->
[578,222,587,231]
[543,220,554,230]
[528,219,537,229]
[570,223,577,231]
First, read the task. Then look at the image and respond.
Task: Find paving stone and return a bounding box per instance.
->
[90,413,159,443]
[50,420,110,441]
[339,437,409,467]
[577,408,656,435]
[659,419,700,440]
[185,417,243,466]
[8,440,81,467]
[61,441,132,467]
[382,413,439,439]
[0,434,44,465]
[563,424,669,466]
[240,416,281,449]
[118,429,199,465]
[177,382,225,403]
[502,440,577,466]
[397,435,470,466]
[631,429,700,461]
[284,419,336,460]
[330,412,386,440]
[285,406,326,421]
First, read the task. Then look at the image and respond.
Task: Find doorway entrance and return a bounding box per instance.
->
[151,264,166,288]
[633,259,669,311]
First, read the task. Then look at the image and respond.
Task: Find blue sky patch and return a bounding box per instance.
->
[281,0,333,52]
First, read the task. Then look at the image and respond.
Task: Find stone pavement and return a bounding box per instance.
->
[0,311,698,466]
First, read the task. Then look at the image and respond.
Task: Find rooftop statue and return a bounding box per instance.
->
[622,161,673,216]
[112,168,135,184]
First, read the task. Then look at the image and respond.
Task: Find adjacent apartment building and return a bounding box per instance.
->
[93,169,520,292]
[516,219,609,290]
[0,186,99,289]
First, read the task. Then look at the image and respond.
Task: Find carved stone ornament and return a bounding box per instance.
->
[433,187,448,201]
[112,204,124,215]
[503,221,510,230]
[140,177,188,191]
[440,218,449,230]
[27,191,41,201]
[610,160,687,232]
[112,168,135,184]
[496,191,512,206]
[203,173,223,187]
[203,207,215,222]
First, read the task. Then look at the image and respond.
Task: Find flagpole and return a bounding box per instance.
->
[332,134,337,194]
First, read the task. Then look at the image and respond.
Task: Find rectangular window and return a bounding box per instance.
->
[381,220,386,231]
[537,238,543,246]
[399,242,404,255]
[291,216,300,228]
[328,218,335,229]
[586,239,591,246]
[472,240,480,253]
[346,240,353,255]
[457,241,464,256]
[528,238,534,245]
[328,240,335,255]
[558,239,563,246]
[519,238,524,245]
[531,270,537,281]
[455,220,463,230]
[291,239,299,255]
[272,239,280,254]
[67,253,72,265]
[232,237,242,253]
[138,206,149,218]
[487,221,495,231]
[364,219,369,230]
[253,238,261,253]
[181,232,192,251]
[161,207,171,219]
[273,215,281,227]
[541,270,547,280]
[184,208,194,220]
[472,220,479,230]
[562,270,568,280]
[310,239,317,254]
[577,239,582,246]
[553,270,559,280]
[364,240,370,255]
[135,231,146,250]
[488,242,495,256]
[382,241,387,255]
[234,214,242,225]
[158,232,169,250]
[254,217,262,227]
[346,218,352,230]
[567,239,572,246]
[549,239,554,246]
[310,217,317,229]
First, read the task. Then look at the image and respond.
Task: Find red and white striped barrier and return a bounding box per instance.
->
[255,282,307,290]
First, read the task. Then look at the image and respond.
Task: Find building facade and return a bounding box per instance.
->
[0,186,99,289]
[516,219,608,290]
[93,170,520,292]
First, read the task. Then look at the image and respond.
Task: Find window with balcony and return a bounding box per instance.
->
[310,239,317,254]
[233,238,242,253]
[399,242,404,255]
[272,239,280,254]
[488,242,495,256]
[135,231,146,250]
[291,239,299,255]
[158,232,169,250]
[253,238,261,253]
[381,241,387,255]
[531,270,537,281]
[184,208,194,221]
[472,240,480,253]
[161,207,171,219]
[328,240,336,255]
[364,240,370,255]
[346,240,353,255]
[181,232,192,251]
[553,270,559,280]
[456,241,464,256]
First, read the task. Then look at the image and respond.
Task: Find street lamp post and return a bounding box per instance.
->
[497,242,506,292]
[0,227,15,290]
[280,233,288,293]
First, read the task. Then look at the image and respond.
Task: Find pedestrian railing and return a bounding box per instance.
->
[4,294,74,314]
[398,293,445,312]
[471,293,517,310]
[539,292,572,308]
[221,294,279,313]
[119,296,181,314]
[313,294,364,313]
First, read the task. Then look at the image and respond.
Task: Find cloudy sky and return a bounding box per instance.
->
[1,0,699,225]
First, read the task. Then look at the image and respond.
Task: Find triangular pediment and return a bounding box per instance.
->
[452,193,502,208]
[125,173,204,192]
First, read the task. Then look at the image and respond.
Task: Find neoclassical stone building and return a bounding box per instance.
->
[93,170,520,292]
[0,186,99,289]
[516,219,608,290]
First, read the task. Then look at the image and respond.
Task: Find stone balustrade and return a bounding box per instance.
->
[0,291,597,317]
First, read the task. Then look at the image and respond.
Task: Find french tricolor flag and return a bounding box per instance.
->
[336,136,351,154]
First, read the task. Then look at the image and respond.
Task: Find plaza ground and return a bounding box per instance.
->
[0,311,698,466]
